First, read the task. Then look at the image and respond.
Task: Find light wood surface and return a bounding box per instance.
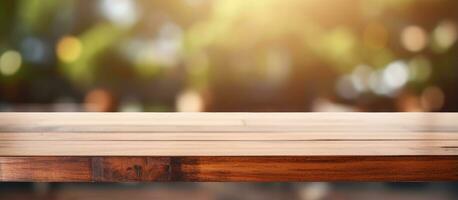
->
[1,112,458,156]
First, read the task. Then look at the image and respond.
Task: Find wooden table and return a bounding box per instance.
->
[0,113,457,182]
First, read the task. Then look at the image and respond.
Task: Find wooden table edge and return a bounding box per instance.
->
[1,156,457,182]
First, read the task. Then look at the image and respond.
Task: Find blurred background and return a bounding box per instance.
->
[1,183,458,200]
[1,0,458,199]
[1,0,457,112]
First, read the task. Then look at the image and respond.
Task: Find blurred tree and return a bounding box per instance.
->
[0,0,457,111]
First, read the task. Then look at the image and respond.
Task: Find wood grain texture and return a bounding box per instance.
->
[0,156,457,182]
[0,157,91,182]
[1,113,458,181]
[1,112,458,156]
[1,140,458,156]
[91,157,171,182]
[174,156,458,181]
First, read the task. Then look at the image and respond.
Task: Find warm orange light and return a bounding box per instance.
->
[84,89,115,112]
[421,86,445,111]
[401,26,427,52]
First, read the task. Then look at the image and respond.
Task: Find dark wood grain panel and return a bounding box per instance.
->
[92,157,171,182]
[0,157,91,182]
[1,156,457,182]
[175,156,458,181]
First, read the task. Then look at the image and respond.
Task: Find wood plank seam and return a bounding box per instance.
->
[91,157,104,182]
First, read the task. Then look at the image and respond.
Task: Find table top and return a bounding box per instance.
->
[1,112,457,156]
